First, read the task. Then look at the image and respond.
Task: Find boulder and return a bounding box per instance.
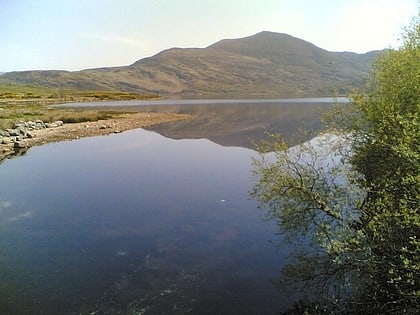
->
[45,122,56,128]
[13,141,27,149]
[17,127,27,136]
[14,121,26,129]
[35,120,46,129]
[6,129,20,137]
[0,120,60,151]
[45,121,63,128]
[1,137,12,144]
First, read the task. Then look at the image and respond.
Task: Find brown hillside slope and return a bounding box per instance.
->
[0,32,382,97]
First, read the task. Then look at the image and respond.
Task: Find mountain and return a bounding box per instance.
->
[0,32,382,97]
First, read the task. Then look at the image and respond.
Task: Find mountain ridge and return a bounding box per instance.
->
[0,32,382,97]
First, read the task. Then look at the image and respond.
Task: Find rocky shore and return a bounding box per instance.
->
[0,112,190,163]
[0,119,62,160]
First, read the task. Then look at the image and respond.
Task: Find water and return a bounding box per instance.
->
[0,129,290,314]
[61,98,337,148]
[59,97,349,107]
[0,99,338,314]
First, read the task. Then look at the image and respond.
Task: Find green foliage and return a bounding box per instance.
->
[347,16,420,314]
[252,133,368,309]
[251,14,419,314]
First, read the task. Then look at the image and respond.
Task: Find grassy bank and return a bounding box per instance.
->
[0,84,160,129]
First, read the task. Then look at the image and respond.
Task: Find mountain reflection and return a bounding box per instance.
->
[1,100,335,166]
[140,102,333,148]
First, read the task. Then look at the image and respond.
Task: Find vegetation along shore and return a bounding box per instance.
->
[0,86,190,163]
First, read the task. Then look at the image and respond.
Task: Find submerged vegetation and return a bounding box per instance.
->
[252,15,419,314]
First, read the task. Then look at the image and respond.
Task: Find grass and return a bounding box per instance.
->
[0,84,159,102]
[0,84,160,130]
[0,104,118,130]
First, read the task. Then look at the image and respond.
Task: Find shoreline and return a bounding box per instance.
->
[0,112,190,163]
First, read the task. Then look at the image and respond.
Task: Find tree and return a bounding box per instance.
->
[251,15,419,314]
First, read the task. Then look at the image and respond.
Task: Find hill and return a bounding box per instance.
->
[0,32,382,97]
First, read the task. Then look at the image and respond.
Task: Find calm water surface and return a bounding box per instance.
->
[0,129,290,314]
[62,98,339,148]
[61,97,349,107]
[1,99,340,314]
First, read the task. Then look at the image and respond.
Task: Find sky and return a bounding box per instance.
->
[0,0,418,72]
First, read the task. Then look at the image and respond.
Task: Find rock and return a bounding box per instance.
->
[1,137,12,144]
[0,119,64,157]
[27,121,36,130]
[18,127,27,136]
[13,141,27,149]
[14,121,25,128]
[44,121,63,128]
[36,123,46,129]
[35,120,46,129]
[6,129,20,137]
[99,125,107,129]
[0,119,49,147]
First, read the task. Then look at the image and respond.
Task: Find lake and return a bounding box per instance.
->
[61,97,345,148]
[0,99,339,314]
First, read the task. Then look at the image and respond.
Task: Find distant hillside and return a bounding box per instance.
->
[0,32,382,97]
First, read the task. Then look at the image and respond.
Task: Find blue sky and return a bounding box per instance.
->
[0,0,418,72]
